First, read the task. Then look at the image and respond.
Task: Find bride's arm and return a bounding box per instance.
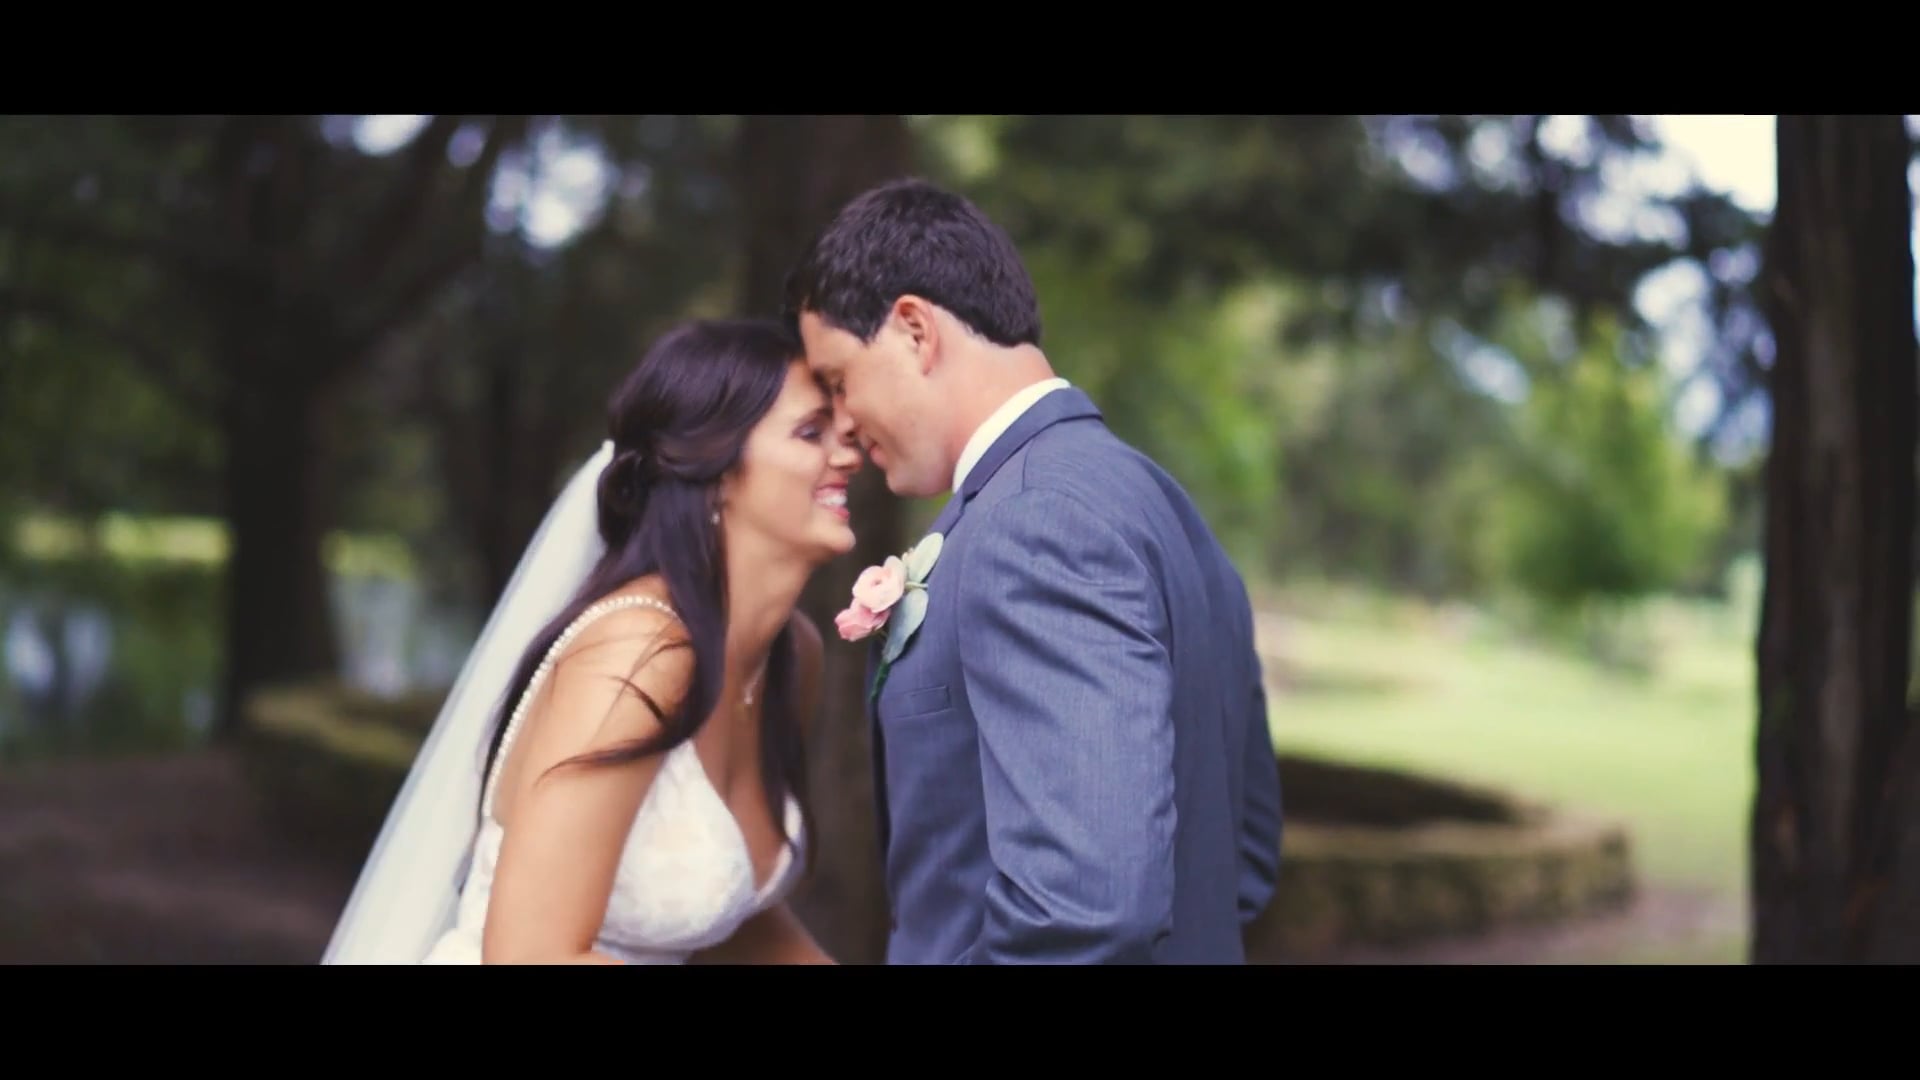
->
[482,605,691,965]
[692,612,839,965]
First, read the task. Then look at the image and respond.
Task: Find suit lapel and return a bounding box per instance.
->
[953,386,1103,509]
[926,489,967,540]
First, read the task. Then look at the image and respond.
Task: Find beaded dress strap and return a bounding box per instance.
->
[480,594,680,822]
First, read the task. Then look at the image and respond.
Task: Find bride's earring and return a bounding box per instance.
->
[711,510,720,526]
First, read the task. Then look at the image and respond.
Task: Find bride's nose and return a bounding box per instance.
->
[828,433,863,474]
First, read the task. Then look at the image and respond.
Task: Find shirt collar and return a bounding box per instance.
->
[951,377,1071,493]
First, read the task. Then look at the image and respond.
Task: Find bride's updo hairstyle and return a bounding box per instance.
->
[482,316,813,866]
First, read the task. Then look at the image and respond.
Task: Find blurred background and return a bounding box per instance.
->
[2,114,1915,965]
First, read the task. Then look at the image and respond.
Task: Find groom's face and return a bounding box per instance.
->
[799,310,948,499]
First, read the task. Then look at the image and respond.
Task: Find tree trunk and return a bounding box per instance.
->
[218,363,340,737]
[468,357,561,609]
[735,114,917,965]
[1753,114,1920,963]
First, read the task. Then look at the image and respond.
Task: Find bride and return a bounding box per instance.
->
[322,316,861,964]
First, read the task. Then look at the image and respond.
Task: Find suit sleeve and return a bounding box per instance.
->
[1238,672,1283,925]
[955,489,1176,964]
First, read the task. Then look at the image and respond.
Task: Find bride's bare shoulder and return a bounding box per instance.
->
[489,588,690,826]
[510,586,692,764]
[559,588,691,702]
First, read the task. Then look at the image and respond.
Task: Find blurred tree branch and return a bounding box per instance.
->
[0,114,546,735]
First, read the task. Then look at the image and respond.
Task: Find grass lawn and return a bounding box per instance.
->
[1259,582,1757,962]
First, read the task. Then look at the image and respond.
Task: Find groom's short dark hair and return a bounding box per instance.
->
[784,177,1043,348]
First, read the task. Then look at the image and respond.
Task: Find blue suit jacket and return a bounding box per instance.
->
[867,387,1283,964]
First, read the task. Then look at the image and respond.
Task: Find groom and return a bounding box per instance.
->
[785,177,1284,964]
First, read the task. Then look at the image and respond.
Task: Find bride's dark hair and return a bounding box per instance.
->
[481,316,813,868]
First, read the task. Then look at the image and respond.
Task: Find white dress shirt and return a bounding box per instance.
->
[951,377,1072,494]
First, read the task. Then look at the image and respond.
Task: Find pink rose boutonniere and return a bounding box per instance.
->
[836,532,944,699]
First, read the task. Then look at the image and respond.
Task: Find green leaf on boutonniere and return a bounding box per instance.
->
[903,531,943,582]
[881,585,930,666]
[868,531,945,710]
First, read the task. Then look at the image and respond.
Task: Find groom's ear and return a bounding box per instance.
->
[890,295,942,375]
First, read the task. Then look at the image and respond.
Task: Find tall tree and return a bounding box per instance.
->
[1753,114,1920,963]
[0,114,536,735]
[732,114,918,965]
[924,115,1770,593]
[394,115,744,609]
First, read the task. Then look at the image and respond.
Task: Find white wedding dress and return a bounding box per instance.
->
[421,594,806,965]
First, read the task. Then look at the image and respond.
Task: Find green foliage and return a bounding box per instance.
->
[1017,245,1289,567]
[239,679,439,863]
[1482,305,1729,625]
[0,556,221,761]
[0,255,218,520]
[0,511,433,761]
[1266,579,1757,922]
[920,114,1758,611]
[1264,304,1520,595]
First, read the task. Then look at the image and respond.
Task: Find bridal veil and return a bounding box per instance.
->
[320,440,613,964]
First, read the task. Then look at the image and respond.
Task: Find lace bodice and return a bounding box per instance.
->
[421,595,804,964]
